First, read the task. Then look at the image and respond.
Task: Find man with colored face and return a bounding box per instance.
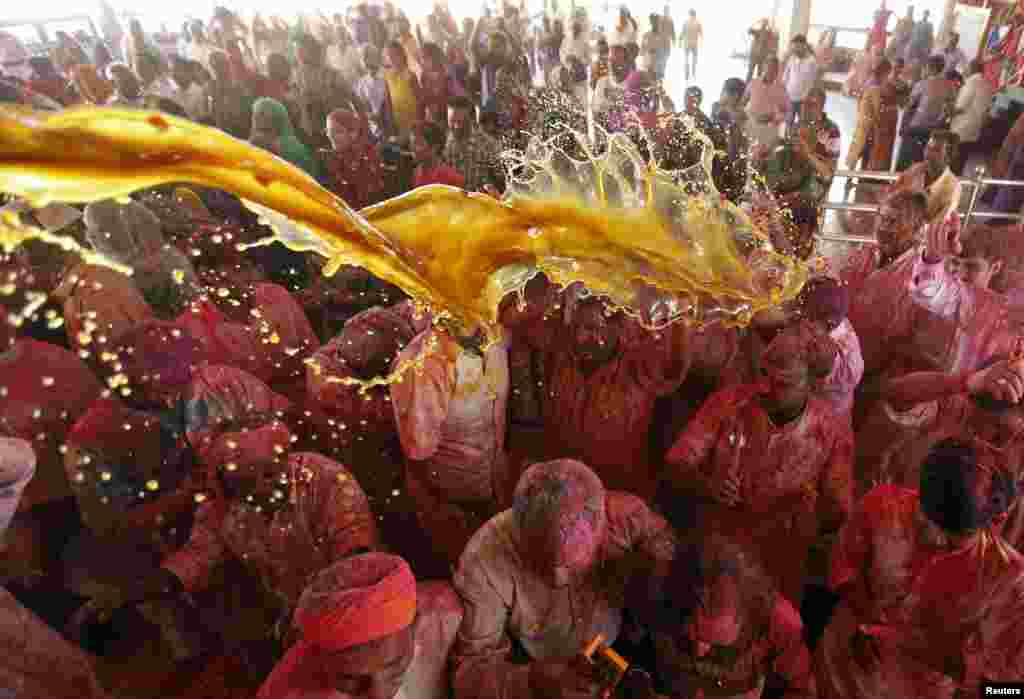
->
[855,439,1024,698]
[637,536,815,698]
[452,459,675,699]
[501,279,690,498]
[258,553,464,699]
[662,321,854,606]
[797,277,864,418]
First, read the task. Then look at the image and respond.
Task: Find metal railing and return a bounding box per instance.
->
[815,166,1024,244]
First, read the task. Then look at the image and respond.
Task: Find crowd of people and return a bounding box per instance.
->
[3,1,1024,698]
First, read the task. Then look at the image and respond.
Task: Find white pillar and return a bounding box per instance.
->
[791,0,812,40]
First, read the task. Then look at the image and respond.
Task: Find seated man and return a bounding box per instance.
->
[258,553,463,699]
[891,129,959,222]
[759,86,839,209]
[818,437,1019,698]
[452,459,676,699]
[636,535,816,698]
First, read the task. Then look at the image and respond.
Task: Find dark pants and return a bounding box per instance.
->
[895,125,933,171]
[952,138,983,177]
[788,100,803,134]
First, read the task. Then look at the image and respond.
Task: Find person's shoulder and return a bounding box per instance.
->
[415,579,465,635]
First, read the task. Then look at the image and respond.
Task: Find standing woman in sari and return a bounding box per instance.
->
[842,59,899,237]
[384,41,421,136]
[250,97,323,180]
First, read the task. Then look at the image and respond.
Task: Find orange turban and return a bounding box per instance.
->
[295,552,417,650]
[257,553,417,699]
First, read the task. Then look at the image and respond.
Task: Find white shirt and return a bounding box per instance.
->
[682,18,702,48]
[951,73,995,144]
[608,24,637,48]
[783,53,818,102]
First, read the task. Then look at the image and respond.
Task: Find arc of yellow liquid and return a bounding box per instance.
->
[0,106,807,344]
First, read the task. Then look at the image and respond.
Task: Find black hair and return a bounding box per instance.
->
[927,55,946,74]
[919,438,1017,534]
[448,95,474,111]
[722,78,745,98]
[635,535,774,637]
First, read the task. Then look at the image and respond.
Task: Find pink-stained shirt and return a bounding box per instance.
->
[163,452,379,606]
[0,586,110,699]
[665,384,854,603]
[0,437,108,699]
[185,364,292,441]
[844,246,919,376]
[511,312,691,498]
[391,328,510,504]
[879,533,1024,698]
[848,246,1015,378]
[0,340,103,509]
[451,494,676,699]
[176,283,319,399]
[816,485,948,698]
[902,250,1016,375]
[656,595,816,699]
[390,328,510,563]
[824,319,865,417]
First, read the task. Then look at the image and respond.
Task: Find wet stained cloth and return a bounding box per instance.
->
[875,533,1024,698]
[847,246,1015,378]
[508,310,690,499]
[0,340,103,509]
[390,328,510,565]
[664,384,855,605]
[175,283,319,399]
[0,437,109,699]
[816,484,950,698]
[822,319,865,418]
[184,364,293,441]
[451,495,676,699]
[55,263,155,353]
[163,451,379,607]
[64,397,195,547]
[307,305,414,501]
[654,595,815,699]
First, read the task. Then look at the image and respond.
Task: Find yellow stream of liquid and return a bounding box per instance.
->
[0,106,808,343]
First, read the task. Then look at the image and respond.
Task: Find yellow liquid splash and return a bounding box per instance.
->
[0,106,807,340]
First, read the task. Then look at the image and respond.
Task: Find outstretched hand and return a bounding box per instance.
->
[967,356,1024,404]
[923,213,962,263]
